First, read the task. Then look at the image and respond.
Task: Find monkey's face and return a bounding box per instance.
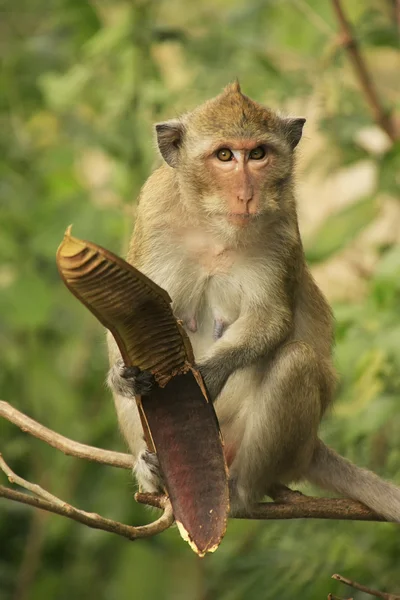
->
[155,82,305,236]
[205,141,270,228]
[187,135,294,229]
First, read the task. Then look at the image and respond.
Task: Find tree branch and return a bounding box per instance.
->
[331,0,398,142]
[233,497,385,522]
[0,456,174,544]
[332,573,400,600]
[0,453,64,506]
[0,400,133,469]
[0,401,396,527]
[137,490,387,522]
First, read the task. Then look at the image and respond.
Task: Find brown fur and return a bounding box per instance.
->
[107,83,400,520]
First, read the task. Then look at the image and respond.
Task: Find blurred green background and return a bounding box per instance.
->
[1,1,400,599]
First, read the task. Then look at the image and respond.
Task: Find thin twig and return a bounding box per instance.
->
[331,0,398,142]
[135,492,166,509]
[0,454,64,506]
[328,594,353,600]
[0,400,133,469]
[292,0,334,35]
[0,483,174,541]
[332,574,400,600]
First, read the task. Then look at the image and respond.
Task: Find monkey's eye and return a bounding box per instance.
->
[216,148,233,162]
[249,146,266,160]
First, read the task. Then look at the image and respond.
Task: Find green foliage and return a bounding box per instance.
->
[305,196,378,263]
[1,1,399,599]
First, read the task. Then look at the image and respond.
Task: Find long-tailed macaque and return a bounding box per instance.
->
[107,82,400,520]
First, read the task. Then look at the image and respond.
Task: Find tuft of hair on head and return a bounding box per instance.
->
[223,79,242,96]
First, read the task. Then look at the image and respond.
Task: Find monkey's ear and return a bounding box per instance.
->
[284,117,306,150]
[155,120,185,167]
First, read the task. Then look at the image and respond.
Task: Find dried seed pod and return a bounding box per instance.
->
[56,227,229,556]
[56,226,193,387]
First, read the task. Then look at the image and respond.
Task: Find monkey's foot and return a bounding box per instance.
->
[227,471,263,515]
[108,359,155,398]
[135,449,164,494]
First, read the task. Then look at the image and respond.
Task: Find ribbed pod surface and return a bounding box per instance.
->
[56,228,229,556]
[56,229,192,386]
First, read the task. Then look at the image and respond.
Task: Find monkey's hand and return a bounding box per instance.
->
[107,359,155,399]
[197,304,293,402]
[197,358,229,403]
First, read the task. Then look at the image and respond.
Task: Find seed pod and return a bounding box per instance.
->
[56,227,229,556]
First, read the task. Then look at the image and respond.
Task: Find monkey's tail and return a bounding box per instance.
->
[307,439,400,522]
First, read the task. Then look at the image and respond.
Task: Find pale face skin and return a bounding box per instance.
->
[180,131,292,240]
[205,140,271,227]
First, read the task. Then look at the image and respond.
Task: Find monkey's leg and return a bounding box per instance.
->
[227,341,322,512]
[134,449,164,493]
[108,361,163,492]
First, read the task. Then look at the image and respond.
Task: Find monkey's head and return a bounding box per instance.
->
[156,81,305,235]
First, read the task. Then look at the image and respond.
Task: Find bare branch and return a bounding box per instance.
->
[331,0,398,142]
[332,574,400,600]
[137,489,388,522]
[233,497,387,522]
[0,401,396,524]
[0,400,133,469]
[0,483,173,541]
[292,0,334,36]
[135,492,167,509]
[0,454,64,506]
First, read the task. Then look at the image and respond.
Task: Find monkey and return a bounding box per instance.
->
[107,81,400,521]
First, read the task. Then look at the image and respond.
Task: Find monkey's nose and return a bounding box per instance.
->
[237,179,254,204]
[237,193,254,206]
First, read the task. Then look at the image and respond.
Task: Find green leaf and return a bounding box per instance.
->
[304,196,378,263]
[40,66,91,111]
[378,141,400,197]
[362,24,399,48]
[372,246,400,308]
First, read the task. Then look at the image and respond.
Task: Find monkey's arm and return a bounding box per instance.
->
[199,300,292,401]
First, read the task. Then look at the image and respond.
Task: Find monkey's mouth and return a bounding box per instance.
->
[225,213,258,226]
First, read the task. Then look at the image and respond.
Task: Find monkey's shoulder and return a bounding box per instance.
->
[138,165,177,210]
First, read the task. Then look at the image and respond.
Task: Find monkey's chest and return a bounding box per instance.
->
[142,244,243,359]
[174,273,241,360]
[182,231,236,276]
[196,247,236,276]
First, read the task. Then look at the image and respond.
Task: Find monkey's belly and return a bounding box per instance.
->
[181,308,255,470]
